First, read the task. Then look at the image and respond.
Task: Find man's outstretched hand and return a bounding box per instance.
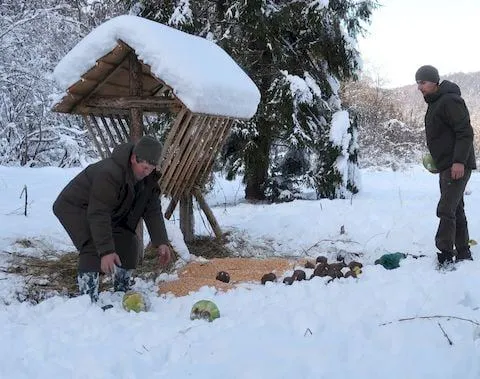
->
[451,163,465,180]
[157,244,172,268]
[101,253,122,274]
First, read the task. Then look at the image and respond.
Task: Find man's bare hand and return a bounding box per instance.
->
[157,244,172,268]
[451,163,465,180]
[101,253,122,274]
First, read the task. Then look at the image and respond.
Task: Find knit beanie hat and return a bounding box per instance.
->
[133,136,162,165]
[415,65,440,84]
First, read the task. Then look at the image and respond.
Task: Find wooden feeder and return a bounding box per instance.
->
[52,16,260,257]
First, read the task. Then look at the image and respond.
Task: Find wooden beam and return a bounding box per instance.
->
[101,41,132,65]
[71,48,132,113]
[179,194,194,243]
[163,114,201,196]
[123,114,132,130]
[141,114,149,135]
[99,115,118,147]
[83,96,180,110]
[66,102,181,116]
[135,221,144,265]
[129,52,143,142]
[160,112,194,195]
[164,197,179,220]
[61,92,84,103]
[195,119,234,188]
[168,116,211,199]
[79,77,131,91]
[161,118,232,220]
[89,115,112,157]
[151,83,172,97]
[71,105,130,116]
[182,117,225,195]
[158,107,188,172]
[193,188,222,239]
[82,115,106,159]
[109,115,127,143]
[115,115,130,139]
[86,58,159,85]
[129,52,144,263]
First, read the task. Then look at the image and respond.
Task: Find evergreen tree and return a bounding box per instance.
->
[124,0,377,199]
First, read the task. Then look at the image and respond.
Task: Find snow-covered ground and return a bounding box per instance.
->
[1,165,480,378]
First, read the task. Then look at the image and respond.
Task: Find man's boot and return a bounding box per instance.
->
[113,267,133,292]
[456,249,473,262]
[437,251,454,267]
[77,272,99,302]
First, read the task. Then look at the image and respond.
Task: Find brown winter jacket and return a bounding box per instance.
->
[423,80,476,172]
[53,143,168,256]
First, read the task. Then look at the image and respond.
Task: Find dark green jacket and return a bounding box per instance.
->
[424,80,476,171]
[53,143,168,256]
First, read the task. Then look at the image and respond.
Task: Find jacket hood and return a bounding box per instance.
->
[111,143,136,185]
[111,143,134,169]
[425,80,461,103]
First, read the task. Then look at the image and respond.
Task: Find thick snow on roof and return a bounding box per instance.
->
[53,15,260,119]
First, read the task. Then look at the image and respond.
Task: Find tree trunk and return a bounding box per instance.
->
[243,38,273,201]
[244,117,271,200]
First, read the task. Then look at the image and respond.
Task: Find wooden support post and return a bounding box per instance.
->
[164,197,179,220]
[129,52,143,142]
[193,188,223,239]
[179,194,194,243]
[129,52,145,263]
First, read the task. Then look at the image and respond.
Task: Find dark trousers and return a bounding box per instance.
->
[77,226,139,272]
[53,200,139,272]
[435,168,471,254]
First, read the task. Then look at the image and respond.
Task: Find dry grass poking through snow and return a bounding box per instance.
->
[2,235,240,302]
[2,239,179,303]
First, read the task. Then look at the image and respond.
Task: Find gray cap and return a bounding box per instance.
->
[415,65,440,84]
[133,136,162,165]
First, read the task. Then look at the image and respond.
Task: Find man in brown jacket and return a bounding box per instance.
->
[416,65,476,267]
[53,136,171,301]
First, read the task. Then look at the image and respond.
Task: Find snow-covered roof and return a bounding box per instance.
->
[53,15,260,119]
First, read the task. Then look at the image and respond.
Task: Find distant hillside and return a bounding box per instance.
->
[390,71,480,146]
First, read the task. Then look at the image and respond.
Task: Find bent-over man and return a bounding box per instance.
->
[53,135,171,301]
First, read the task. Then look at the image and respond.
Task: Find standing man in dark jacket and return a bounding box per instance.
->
[53,136,171,301]
[415,65,476,266]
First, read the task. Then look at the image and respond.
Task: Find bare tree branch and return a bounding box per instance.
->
[380,315,480,327]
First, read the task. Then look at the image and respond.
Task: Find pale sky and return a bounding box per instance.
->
[358,0,480,88]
